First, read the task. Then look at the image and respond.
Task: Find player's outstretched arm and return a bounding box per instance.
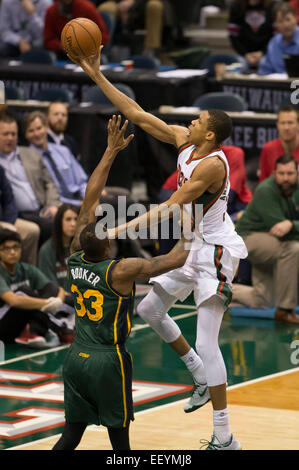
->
[67,47,188,147]
[108,156,225,240]
[70,115,134,254]
[110,236,190,296]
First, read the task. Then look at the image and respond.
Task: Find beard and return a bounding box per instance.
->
[50,121,66,134]
[277,181,298,197]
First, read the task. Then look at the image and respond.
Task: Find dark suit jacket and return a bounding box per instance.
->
[18,146,61,209]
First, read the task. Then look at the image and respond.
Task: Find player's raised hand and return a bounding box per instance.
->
[67,46,103,79]
[107,115,134,153]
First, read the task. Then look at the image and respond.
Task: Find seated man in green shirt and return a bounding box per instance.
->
[233,155,299,324]
[0,228,73,347]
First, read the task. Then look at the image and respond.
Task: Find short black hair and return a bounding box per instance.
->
[79,222,109,260]
[0,229,21,246]
[275,155,298,169]
[207,109,233,145]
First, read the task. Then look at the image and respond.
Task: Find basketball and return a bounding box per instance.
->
[61,18,102,59]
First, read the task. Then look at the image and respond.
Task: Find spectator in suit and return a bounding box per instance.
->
[23,111,88,207]
[43,0,110,60]
[233,155,299,324]
[258,1,299,74]
[0,114,61,247]
[47,101,81,161]
[0,0,52,58]
[228,0,275,70]
[0,165,40,266]
[259,104,299,182]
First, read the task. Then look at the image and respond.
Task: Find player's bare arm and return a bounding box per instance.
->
[110,237,189,295]
[67,48,188,147]
[70,116,134,254]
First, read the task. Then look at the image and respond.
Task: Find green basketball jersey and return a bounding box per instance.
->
[68,251,135,346]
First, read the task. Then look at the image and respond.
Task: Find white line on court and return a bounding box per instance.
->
[7,365,299,449]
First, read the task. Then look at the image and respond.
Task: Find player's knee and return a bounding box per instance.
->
[195,338,218,363]
[136,297,151,321]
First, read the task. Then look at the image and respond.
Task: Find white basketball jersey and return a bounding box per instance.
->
[177,143,247,259]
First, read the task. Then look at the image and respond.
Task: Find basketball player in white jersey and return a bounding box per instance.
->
[68,48,248,450]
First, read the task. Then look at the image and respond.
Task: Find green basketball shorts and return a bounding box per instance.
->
[63,339,134,428]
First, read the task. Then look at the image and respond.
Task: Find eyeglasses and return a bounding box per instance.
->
[0,245,21,253]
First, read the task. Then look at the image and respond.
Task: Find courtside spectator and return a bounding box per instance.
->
[23,111,88,206]
[0,0,52,58]
[38,203,79,293]
[228,0,275,70]
[258,2,299,74]
[0,114,61,247]
[0,165,40,266]
[47,102,81,162]
[233,155,299,324]
[0,229,71,348]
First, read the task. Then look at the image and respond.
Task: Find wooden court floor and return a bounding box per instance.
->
[1,299,299,451]
[11,368,299,451]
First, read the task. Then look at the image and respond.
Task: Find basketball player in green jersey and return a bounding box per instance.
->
[52,115,189,450]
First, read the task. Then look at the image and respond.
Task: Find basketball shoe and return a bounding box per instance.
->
[184,381,211,413]
[200,434,242,450]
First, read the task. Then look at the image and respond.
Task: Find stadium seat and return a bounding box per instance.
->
[4,85,24,100]
[128,55,160,70]
[19,48,56,65]
[82,83,136,104]
[193,92,247,112]
[200,53,241,77]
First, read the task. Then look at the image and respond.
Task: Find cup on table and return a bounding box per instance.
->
[121,60,134,71]
[214,63,227,80]
[226,62,243,74]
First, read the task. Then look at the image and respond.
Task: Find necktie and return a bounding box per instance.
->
[43,150,77,199]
